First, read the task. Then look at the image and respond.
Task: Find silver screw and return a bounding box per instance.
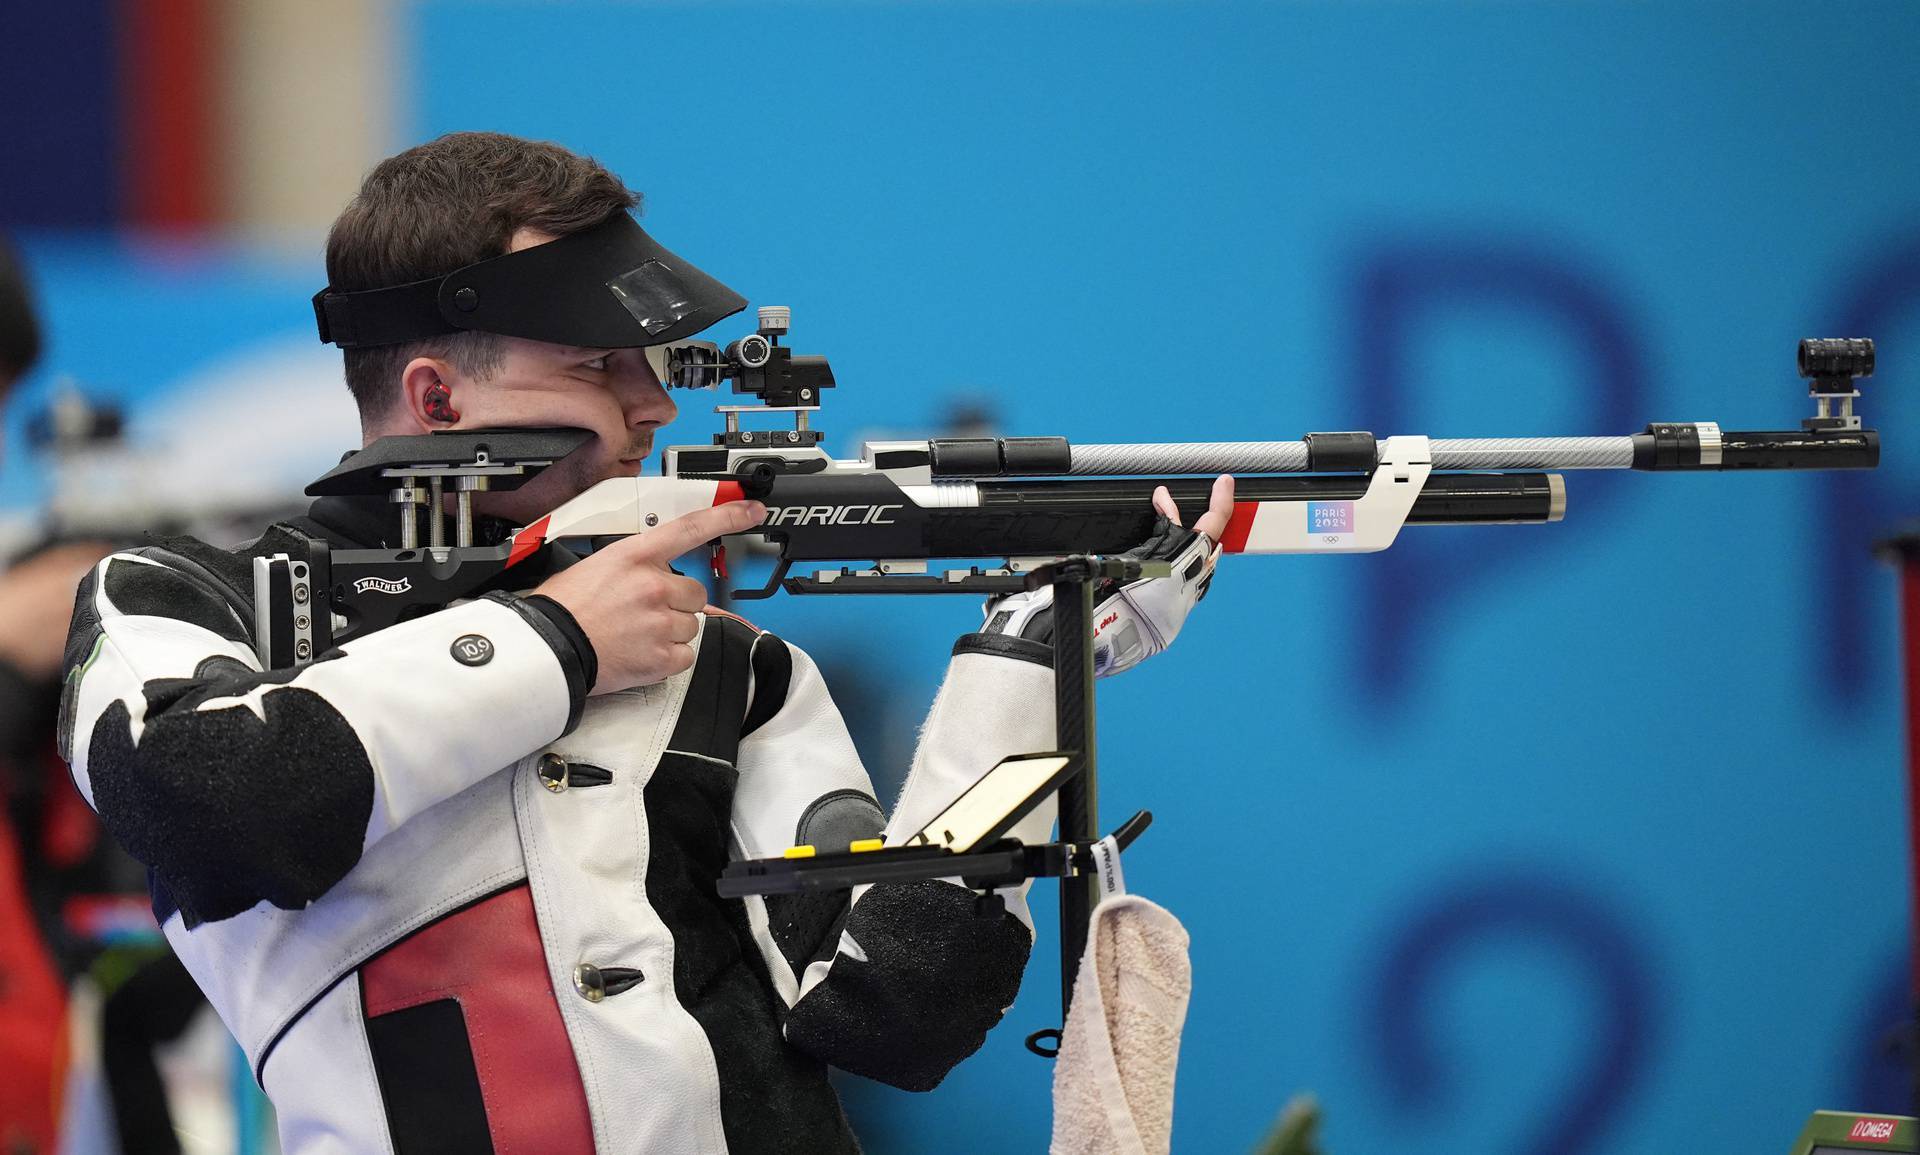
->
[295,615,310,630]
[645,512,659,527]
[787,430,800,442]
[293,584,309,604]
[296,640,312,660]
[800,389,812,400]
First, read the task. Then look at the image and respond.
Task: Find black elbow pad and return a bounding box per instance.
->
[85,688,375,927]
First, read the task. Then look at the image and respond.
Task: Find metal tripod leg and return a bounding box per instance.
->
[1053,563,1098,1021]
[1021,555,1165,1058]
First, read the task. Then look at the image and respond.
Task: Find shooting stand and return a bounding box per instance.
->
[1031,554,1158,1056]
[715,553,1167,1057]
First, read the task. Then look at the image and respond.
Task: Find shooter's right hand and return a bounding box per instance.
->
[531,500,766,695]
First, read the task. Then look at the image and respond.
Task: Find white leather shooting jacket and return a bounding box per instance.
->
[59,496,1058,1154]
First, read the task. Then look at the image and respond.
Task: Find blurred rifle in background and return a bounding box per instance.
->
[2,387,312,562]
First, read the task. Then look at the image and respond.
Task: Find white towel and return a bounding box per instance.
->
[1049,894,1192,1155]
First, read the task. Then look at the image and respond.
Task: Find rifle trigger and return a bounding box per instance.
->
[710,544,729,581]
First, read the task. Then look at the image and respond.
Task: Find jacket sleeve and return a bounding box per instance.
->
[729,627,1056,1092]
[59,546,593,928]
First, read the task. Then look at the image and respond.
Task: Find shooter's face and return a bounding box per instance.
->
[440,227,679,524]
[455,338,677,524]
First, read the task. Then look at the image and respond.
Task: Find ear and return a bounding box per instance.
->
[399,356,462,432]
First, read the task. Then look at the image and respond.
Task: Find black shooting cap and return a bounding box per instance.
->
[312,212,747,350]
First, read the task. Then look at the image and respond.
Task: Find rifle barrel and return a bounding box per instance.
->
[1070,438,1637,474]
[1056,430,1876,475]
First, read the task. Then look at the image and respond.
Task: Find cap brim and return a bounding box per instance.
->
[439,214,747,348]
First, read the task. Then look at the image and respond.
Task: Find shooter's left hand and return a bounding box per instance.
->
[981,474,1234,677]
[1163,472,1236,547]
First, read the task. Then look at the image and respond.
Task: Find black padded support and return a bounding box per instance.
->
[764,889,853,984]
[783,879,1031,1092]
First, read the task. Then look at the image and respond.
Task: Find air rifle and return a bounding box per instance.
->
[259,309,1877,662]
[255,310,1878,1050]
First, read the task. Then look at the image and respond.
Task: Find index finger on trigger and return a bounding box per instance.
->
[628,500,767,564]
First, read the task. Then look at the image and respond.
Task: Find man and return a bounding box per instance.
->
[59,133,1229,1153]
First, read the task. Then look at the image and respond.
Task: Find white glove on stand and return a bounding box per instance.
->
[981,474,1233,677]
[980,520,1221,677]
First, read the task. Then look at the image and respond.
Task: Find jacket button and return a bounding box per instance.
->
[538,753,568,793]
[573,963,643,1003]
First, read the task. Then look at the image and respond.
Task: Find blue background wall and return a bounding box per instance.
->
[6,3,1919,1151]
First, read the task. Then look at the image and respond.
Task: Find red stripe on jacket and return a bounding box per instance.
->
[361,884,594,1153]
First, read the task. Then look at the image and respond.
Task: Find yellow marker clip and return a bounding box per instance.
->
[848,839,884,853]
[783,845,817,859]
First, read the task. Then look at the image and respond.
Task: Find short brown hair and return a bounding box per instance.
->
[325,132,640,419]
